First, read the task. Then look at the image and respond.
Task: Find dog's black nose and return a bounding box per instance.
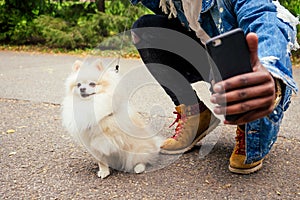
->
[80,88,86,92]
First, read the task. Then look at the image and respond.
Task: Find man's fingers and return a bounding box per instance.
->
[211,81,274,105]
[213,95,274,116]
[212,70,272,93]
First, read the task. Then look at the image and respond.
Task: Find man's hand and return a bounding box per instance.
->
[210,33,276,125]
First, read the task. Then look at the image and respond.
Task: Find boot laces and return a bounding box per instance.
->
[235,127,246,155]
[169,111,187,140]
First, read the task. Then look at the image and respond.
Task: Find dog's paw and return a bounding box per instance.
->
[97,169,110,179]
[97,162,110,179]
[134,163,146,174]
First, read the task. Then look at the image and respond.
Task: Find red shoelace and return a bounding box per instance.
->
[235,127,246,155]
[169,111,187,140]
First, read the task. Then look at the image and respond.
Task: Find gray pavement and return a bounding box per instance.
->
[0,51,299,199]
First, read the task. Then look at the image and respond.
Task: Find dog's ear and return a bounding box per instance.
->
[72,60,82,71]
[95,60,104,71]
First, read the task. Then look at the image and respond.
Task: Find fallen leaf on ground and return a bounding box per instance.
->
[222,184,232,189]
[9,152,17,156]
[6,129,15,134]
[17,126,27,129]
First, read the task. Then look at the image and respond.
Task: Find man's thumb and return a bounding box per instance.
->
[246,33,259,67]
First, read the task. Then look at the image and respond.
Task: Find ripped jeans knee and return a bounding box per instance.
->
[131,31,140,44]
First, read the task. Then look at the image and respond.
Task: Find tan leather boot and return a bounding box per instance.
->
[160,103,220,154]
[229,126,263,174]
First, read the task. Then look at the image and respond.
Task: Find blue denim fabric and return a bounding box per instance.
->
[130,0,298,164]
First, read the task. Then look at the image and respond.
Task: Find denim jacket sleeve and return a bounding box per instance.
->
[228,0,298,94]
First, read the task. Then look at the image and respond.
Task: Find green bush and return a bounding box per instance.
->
[279,0,300,57]
[279,0,300,16]
[0,0,149,49]
[31,12,132,49]
[0,0,56,43]
[33,15,77,49]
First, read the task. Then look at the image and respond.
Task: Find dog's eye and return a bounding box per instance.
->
[89,82,96,87]
[77,83,81,88]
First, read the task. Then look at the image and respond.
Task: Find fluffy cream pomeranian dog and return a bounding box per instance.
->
[62,59,163,179]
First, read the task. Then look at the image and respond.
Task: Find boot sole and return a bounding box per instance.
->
[228,161,263,174]
[160,116,220,155]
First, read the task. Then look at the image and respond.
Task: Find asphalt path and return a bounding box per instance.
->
[0,51,299,199]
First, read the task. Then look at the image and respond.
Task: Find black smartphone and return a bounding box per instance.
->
[206,28,253,121]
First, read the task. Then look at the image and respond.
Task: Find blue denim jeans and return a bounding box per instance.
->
[130,0,298,164]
